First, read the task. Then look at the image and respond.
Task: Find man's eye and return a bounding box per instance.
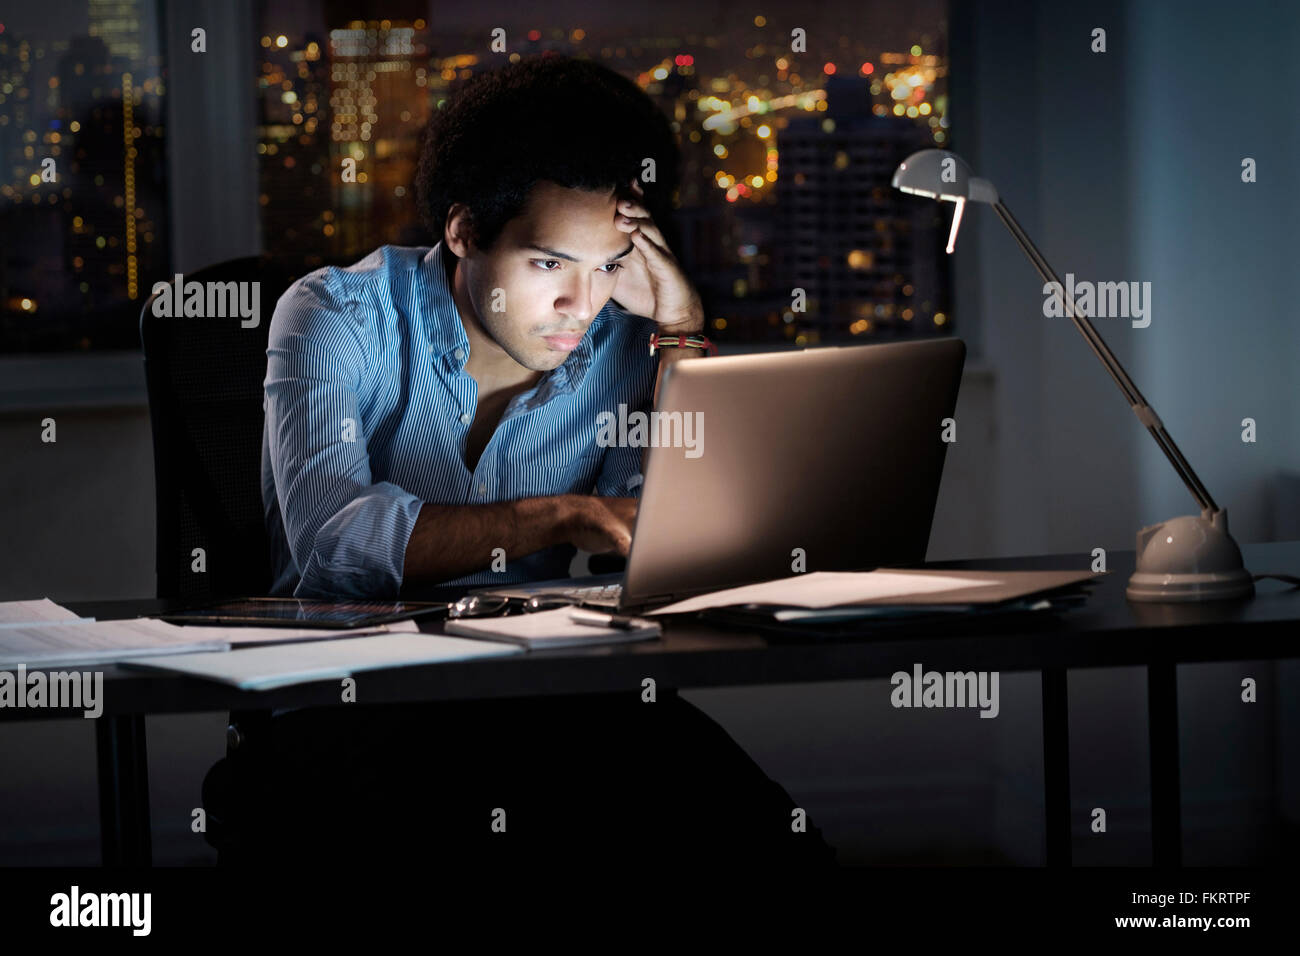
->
[601,262,623,274]
[533,259,561,271]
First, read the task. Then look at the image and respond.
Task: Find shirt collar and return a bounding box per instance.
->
[421,240,607,394]
[421,241,471,362]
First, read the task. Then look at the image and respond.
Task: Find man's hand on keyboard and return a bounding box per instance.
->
[562,496,638,557]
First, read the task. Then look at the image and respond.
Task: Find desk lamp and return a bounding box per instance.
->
[892,148,1254,602]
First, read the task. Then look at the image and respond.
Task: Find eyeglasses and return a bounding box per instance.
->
[447,593,576,619]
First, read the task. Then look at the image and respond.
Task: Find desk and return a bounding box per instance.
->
[12,541,1297,867]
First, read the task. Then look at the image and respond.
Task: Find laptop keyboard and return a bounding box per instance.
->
[550,583,623,605]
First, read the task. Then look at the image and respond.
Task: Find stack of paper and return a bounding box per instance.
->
[0,618,230,668]
[0,598,93,627]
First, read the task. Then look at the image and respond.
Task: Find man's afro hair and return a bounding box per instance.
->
[414,54,682,255]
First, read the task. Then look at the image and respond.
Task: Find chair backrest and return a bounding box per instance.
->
[139,256,343,602]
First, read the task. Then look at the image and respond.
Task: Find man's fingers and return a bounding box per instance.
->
[630,226,671,263]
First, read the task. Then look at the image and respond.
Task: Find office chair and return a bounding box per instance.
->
[139,253,349,860]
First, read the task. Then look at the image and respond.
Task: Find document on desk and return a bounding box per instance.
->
[121,633,523,690]
[0,598,93,628]
[0,618,229,668]
[647,569,1102,616]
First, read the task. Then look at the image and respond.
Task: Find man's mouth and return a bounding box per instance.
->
[541,331,585,352]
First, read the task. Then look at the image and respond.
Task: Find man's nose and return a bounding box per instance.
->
[555,273,599,323]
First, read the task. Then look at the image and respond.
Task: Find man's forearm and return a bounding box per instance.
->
[401,495,577,585]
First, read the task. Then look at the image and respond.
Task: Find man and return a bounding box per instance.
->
[208,56,835,868]
[262,56,703,598]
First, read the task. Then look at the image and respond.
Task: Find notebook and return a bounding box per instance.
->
[443,607,662,649]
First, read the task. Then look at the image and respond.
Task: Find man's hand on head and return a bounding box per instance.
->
[613,179,704,335]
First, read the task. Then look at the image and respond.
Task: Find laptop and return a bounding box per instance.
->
[474,336,966,612]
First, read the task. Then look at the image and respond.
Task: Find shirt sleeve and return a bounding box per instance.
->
[592,309,658,499]
[263,271,424,598]
[593,439,647,498]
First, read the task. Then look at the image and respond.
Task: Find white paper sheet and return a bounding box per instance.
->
[647,570,1003,615]
[123,633,523,690]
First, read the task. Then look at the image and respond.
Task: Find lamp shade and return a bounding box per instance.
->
[891,149,999,204]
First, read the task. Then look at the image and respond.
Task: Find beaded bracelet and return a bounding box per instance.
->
[648,332,717,356]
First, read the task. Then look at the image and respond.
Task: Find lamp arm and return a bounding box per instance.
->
[990,199,1219,516]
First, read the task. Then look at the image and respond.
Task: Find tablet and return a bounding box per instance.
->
[160,598,448,629]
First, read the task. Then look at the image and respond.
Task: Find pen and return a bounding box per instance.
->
[568,608,648,630]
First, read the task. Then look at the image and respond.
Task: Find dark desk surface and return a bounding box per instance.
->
[14,541,1298,721]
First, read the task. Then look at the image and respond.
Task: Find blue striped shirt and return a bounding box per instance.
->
[261,242,659,599]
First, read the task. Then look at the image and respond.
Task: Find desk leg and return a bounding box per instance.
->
[1147,661,1181,866]
[95,715,153,867]
[1042,666,1072,866]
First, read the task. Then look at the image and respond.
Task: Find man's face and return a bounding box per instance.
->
[455,180,634,372]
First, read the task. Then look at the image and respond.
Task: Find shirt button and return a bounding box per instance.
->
[459,412,472,425]
[453,347,465,361]
[478,484,487,497]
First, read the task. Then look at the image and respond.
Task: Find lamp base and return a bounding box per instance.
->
[1126,510,1254,602]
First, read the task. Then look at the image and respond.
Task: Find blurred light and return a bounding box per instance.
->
[756,124,771,138]
[276,35,288,48]
[776,57,788,70]
[713,317,727,330]
[653,67,668,80]
[860,62,874,75]
[935,312,947,326]
[911,44,922,56]
[823,62,836,75]
[754,15,766,26]
[528,29,541,41]
[713,144,727,157]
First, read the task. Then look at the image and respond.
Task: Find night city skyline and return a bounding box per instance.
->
[0,0,951,350]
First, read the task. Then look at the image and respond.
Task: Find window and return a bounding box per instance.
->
[0,0,166,352]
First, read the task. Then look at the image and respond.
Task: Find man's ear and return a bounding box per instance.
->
[443,203,476,257]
